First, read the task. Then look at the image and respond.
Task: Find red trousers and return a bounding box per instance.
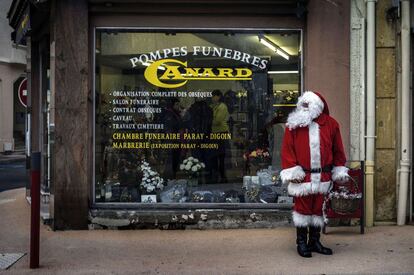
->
[292,194,326,228]
[294,194,325,216]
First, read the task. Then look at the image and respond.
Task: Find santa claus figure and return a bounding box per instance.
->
[280,91,349,257]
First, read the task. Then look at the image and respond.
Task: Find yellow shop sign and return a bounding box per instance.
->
[144,59,252,88]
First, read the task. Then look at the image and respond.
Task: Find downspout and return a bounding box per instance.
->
[397,0,411,226]
[365,0,377,227]
[350,0,366,163]
[360,18,366,163]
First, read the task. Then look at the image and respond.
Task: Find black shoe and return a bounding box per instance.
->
[308,226,333,255]
[296,227,312,258]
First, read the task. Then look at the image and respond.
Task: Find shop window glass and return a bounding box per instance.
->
[94,29,301,204]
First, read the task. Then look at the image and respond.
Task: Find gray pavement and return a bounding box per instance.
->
[0,188,413,275]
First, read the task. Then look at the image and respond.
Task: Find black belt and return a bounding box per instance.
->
[303,165,333,173]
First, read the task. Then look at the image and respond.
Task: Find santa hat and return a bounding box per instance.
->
[297,91,330,116]
[285,91,329,130]
[312,91,329,115]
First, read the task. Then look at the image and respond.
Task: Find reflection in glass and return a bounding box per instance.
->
[95,30,302,204]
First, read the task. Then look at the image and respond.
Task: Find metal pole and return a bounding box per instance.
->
[361,161,365,234]
[30,152,41,269]
[397,0,411,226]
[365,0,377,227]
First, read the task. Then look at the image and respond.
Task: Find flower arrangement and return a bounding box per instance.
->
[243,148,271,165]
[140,160,164,194]
[179,156,205,178]
[328,191,362,200]
[328,186,362,215]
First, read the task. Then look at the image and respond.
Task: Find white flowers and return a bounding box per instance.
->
[180,156,205,175]
[328,191,362,200]
[140,160,164,193]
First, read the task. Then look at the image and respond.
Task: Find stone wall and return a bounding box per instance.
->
[89,208,293,230]
[374,0,397,221]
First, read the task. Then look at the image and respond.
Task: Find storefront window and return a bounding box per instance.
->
[94,29,301,204]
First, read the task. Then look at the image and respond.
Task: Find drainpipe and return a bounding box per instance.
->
[365,0,377,227]
[397,0,411,226]
[360,18,366,163]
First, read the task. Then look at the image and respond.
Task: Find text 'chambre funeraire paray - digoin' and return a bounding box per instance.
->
[111,132,232,141]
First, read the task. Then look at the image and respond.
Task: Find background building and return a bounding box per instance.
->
[349,0,413,226]
[7,0,413,230]
[0,0,26,153]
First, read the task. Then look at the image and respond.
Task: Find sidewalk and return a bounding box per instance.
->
[0,188,413,275]
[0,150,26,164]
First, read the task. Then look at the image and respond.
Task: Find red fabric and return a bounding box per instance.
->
[281,113,347,180]
[281,92,347,217]
[314,91,330,115]
[294,194,325,216]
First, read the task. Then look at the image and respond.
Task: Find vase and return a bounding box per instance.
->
[188,178,199,187]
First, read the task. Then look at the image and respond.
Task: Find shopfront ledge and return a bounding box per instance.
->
[89,203,294,230]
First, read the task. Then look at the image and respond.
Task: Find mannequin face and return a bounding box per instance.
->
[297,92,324,116]
[299,101,309,112]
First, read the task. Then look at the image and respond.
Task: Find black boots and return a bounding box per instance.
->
[308,226,333,255]
[296,226,333,257]
[296,227,312,258]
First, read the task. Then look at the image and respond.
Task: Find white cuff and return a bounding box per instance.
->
[280,165,305,184]
[288,181,331,197]
[332,166,349,183]
[292,211,311,227]
[311,215,325,228]
[292,211,325,228]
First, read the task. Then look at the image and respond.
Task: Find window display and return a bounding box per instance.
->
[94,29,302,204]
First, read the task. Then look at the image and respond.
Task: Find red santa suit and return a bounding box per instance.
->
[280,91,348,228]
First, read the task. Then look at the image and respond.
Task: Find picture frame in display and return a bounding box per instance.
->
[141,194,157,203]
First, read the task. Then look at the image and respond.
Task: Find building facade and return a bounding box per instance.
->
[0,0,26,153]
[8,0,413,230]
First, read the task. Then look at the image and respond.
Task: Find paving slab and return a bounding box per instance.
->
[0,253,25,270]
[0,188,413,275]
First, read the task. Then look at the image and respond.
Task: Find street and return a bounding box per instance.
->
[0,160,27,192]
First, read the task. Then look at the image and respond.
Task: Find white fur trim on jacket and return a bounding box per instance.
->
[286,122,331,197]
[332,166,349,183]
[288,181,332,197]
[280,165,305,184]
[292,211,326,228]
[309,122,322,184]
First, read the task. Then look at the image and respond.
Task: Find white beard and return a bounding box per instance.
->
[286,104,323,130]
[286,108,314,130]
[285,91,325,130]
